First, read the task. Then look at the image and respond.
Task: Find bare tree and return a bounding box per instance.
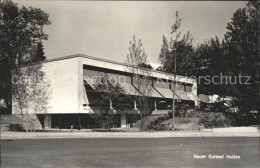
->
[12,63,51,124]
[125,35,152,132]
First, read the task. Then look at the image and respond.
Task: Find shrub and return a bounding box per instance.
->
[126,114,138,124]
[147,115,170,130]
[153,124,170,131]
[198,112,232,128]
[9,124,24,131]
[133,115,167,129]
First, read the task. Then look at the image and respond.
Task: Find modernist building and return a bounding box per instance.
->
[13,54,200,129]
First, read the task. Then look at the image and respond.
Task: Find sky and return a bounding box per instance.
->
[16,1,247,64]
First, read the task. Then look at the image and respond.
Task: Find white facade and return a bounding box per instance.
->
[42,57,80,114]
[12,54,199,128]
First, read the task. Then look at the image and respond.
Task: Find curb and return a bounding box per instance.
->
[1,131,259,139]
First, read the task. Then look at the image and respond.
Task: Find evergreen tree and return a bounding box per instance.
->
[224,1,260,111]
[193,37,229,95]
[92,75,132,129]
[34,42,46,62]
[159,13,194,76]
[0,1,50,109]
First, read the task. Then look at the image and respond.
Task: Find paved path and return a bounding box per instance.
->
[1,130,259,140]
[202,126,260,133]
[1,137,259,168]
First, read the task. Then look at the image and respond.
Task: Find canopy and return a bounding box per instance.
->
[198,94,211,103]
[187,92,201,101]
[82,84,89,104]
[132,81,163,98]
[209,94,222,103]
[175,90,191,101]
[84,77,142,97]
[154,87,180,99]
[147,87,163,98]
[170,84,190,100]
[171,83,185,91]
[83,77,96,90]
[119,82,141,96]
[224,102,232,107]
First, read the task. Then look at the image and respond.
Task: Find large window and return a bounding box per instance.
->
[107,73,131,84]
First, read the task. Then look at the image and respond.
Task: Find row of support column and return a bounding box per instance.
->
[110,99,139,111]
[43,114,82,130]
[109,99,157,111]
[44,114,51,129]
[44,98,158,129]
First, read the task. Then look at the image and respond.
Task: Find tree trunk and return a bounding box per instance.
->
[172,90,175,131]
[139,95,142,132]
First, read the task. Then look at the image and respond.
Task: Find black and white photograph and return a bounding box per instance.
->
[0,0,259,168]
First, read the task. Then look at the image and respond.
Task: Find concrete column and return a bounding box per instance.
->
[154,99,157,110]
[78,114,81,130]
[48,115,51,128]
[44,115,48,129]
[44,114,51,129]
[110,99,113,110]
[108,99,116,114]
[134,100,137,110]
[58,115,61,129]
[192,82,199,106]
[120,114,127,128]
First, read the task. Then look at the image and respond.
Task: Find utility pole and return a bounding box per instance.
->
[172,21,178,132]
[170,11,181,131]
[172,49,177,131]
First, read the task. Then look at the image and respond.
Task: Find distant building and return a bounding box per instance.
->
[12,54,200,129]
[0,99,6,108]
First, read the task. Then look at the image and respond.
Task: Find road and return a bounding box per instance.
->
[1,137,259,168]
